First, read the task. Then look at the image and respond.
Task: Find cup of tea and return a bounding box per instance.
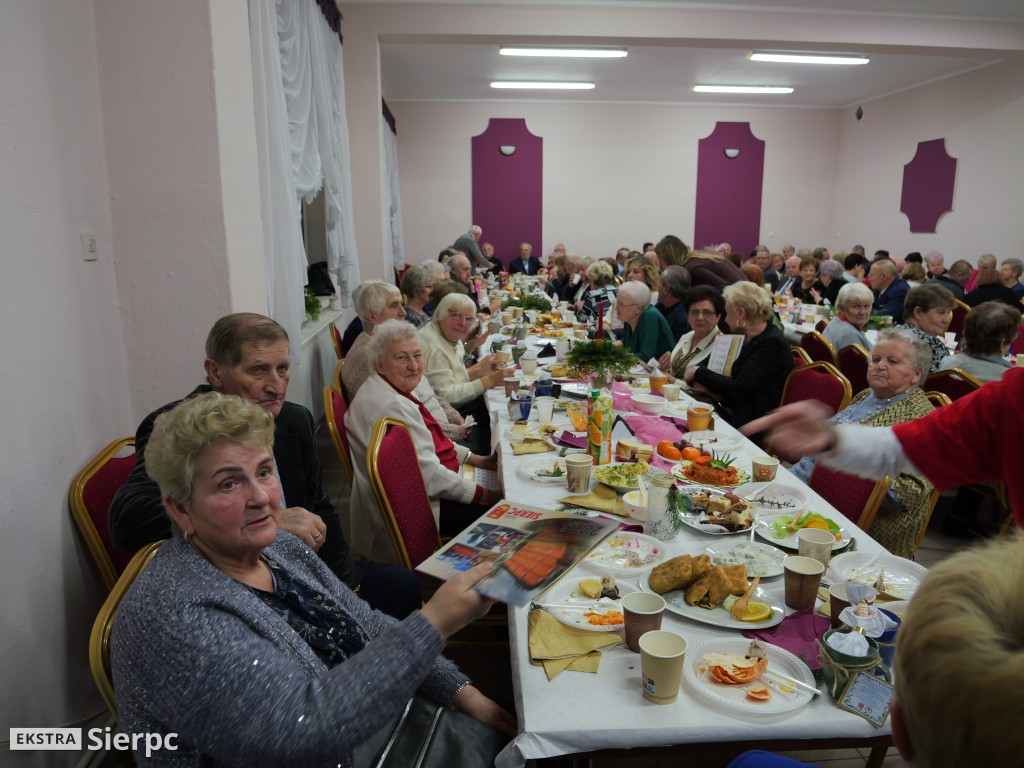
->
[686,405,714,432]
[622,592,666,653]
[751,456,780,482]
[639,631,687,705]
[534,396,555,423]
[783,555,825,610]
[797,527,835,568]
[662,383,681,401]
[565,453,593,493]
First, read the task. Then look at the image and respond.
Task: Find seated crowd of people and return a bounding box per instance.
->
[104,225,1022,765]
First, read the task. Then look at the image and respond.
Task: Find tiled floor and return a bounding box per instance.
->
[315,423,1001,768]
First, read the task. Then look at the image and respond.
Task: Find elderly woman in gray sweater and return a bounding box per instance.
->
[110,392,513,767]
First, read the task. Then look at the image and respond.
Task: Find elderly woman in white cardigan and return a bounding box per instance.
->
[346,321,501,564]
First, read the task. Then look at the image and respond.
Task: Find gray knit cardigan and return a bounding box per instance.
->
[110,532,467,766]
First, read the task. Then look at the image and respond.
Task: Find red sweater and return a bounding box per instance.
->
[893,367,1024,525]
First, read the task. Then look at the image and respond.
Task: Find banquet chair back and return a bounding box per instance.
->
[791,346,812,367]
[1011,323,1024,357]
[779,361,852,414]
[815,319,828,334]
[367,417,440,569]
[69,437,138,593]
[799,330,838,366]
[836,343,871,398]
[332,359,344,398]
[924,391,952,409]
[944,299,970,341]
[90,540,165,722]
[807,464,890,531]
[329,321,343,360]
[924,367,983,402]
[323,387,355,485]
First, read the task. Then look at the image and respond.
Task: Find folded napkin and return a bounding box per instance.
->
[528,607,621,680]
[555,430,587,449]
[537,342,556,359]
[511,438,555,455]
[661,415,689,430]
[742,606,831,672]
[623,414,685,447]
[557,483,620,515]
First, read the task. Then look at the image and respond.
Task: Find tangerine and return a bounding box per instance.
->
[680,446,701,462]
[804,518,832,534]
[658,441,682,461]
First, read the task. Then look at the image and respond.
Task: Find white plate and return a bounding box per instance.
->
[593,462,651,490]
[756,513,849,552]
[640,573,785,630]
[560,383,592,398]
[684,639,816,715]
[705,541,788,578]
[672,486,749,536]
[737,482,806,513]
[827,552,928,600]
[584,532,666,575]
[536,571,636,632]
[517,457,570,483]
[504,424,565,441]
[682,431,743,452]
[671,461,751,488]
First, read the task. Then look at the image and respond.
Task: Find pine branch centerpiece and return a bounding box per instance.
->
[564,339,636,387]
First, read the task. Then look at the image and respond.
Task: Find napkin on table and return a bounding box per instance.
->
[528,607,621,680]
[511,438,555,455]
[556,484,620,515]
[742,606,831,672]
[611,381,635,412]
[554,430,587,449]
[536,343,556,359]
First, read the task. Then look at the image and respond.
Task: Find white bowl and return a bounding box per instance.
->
[631,394,664,414]
[623,490,647,522]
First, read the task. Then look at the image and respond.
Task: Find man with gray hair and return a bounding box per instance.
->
[775,255,802,296]
[819,258,847,305]
[925,251,965,299]
[812,246,830,264]
[509,242,541,275]
[453,224,488,269]
[656,265,692,341]
[752,245,779,291]
[870,259,910,322]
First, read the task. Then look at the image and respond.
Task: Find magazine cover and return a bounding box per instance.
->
[416,500,621,605]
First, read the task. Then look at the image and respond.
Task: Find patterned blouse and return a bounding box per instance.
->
[896,323,949,372]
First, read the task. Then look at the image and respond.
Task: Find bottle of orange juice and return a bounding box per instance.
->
[587,388,613,465]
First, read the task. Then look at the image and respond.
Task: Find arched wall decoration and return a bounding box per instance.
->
[900,139,957,233]
[694,122,765,256]
[472,119,542,267]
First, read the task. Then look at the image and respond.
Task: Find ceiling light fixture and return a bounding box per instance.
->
[693,85,793,94]
[499,47,627,58]
[749,52,869,66]
[491,81,596,90]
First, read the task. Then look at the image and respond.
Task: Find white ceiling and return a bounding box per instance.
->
[377,0,1024,108]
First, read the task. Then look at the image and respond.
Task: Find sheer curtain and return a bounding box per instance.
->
[382,100,405,270]
[248,0,361,359]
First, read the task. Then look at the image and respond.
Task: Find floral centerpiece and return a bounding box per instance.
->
[501,294,552,313]
[564,339,636,390]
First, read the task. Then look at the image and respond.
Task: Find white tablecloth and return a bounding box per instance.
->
[482,382,894,767]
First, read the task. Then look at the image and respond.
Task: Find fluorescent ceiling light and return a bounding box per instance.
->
[491,81,595,90]
[499,47,627,59]
[693,85,793,94]
[749,52,869,66]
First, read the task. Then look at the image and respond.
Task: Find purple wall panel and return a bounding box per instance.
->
[471,119,542,267]
[901,139,957,233]
[694,122,765,258]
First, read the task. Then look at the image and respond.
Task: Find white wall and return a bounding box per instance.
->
[0,2,133,762]
[834,58,1024,262]
[391,100,842,261]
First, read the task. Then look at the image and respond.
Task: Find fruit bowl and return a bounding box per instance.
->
[631,394,664,414]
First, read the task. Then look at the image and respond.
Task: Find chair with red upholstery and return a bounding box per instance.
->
[924,390,952,409]
[1010,323,1024,357]
[836,343,871,398]
[815,319,828,334]
[779,361,852,414]
[323,386,355,485]
[366,417,440,569]
[924,367,983,403]
[329,321,344,360]
[69,437,139,593]
[799,329,838,366]
[807,464,890,531]
[944,299,970,341]
[332,359,344,398]
[792,346,812,367]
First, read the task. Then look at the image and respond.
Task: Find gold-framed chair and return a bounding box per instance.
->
[807,465,890,532]
[799,329,838,366]
[944,299,970,341]
[332,359,344,396]
[924,390,952,409]
[791,346,812,367]
[89,540,166,722]
[924,367,983,402]
[323,386,355,485]
[836,343,871,398]
[69,437,138,593]
[328,321,344,360]
[779,361,852,414]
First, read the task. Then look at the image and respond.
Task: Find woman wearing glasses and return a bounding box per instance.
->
[658,286,724,388]
[614,281,675,362]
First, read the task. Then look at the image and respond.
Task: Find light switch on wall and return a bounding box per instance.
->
[81,232,97,261]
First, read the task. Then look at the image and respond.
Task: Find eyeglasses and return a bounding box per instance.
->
[447,311,473,323]
[688,309,718,317]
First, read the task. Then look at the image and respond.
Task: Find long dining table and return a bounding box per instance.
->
[479,341,898,768]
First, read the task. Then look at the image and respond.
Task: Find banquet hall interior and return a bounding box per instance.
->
[4,0,1023,766]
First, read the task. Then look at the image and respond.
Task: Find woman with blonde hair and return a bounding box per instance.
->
[657,237,745,291]
[625,257,660,305]
[683,281,793,428]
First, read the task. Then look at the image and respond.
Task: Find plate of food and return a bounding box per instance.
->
[542,363,576,381]
[681,431,743,453]
[518,457,570,483]
[640,555,784,629]
[593,461,651,490]
[756,511,849,551]
[738,482,806,512]
[705,541,788,578]
[674,487,755,535]
[826,552,928,600]
[685,639,816,714]
[504,423,562,441]
[671,455,750,488]
[534,572,635,632]
[585,531,665,575]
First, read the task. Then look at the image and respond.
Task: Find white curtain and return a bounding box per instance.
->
[382,107,405,270]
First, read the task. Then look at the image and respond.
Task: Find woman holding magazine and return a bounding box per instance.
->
[683,281,793,429]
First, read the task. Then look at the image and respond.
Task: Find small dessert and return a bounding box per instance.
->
[623,536,660,566]
[579,578,602,599]
[600,575,619,599]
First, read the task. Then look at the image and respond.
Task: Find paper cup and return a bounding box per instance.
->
[512,307,524,319]
[829,583,852,629]
[783,555,825,610]
[649,374,667,394]
[662,383,681,401]
[639,631,687,704]
[501,311,513,325]
[534,396,555,423]
[623,593,666,653]
[751,456,780,482]
[686,405,713,432]
[565,454,593,493]
[797,527,835,568]
[496,349,512,366]
[503,378,520,397]
[521,356,539,375]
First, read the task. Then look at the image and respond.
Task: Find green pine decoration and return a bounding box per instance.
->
[564,339,637,383]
